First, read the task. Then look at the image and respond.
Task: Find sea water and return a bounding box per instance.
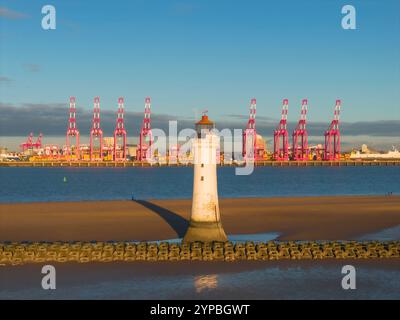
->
[0,166,399,203]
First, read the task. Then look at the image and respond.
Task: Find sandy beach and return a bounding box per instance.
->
[1,196,400,299]
[1,195,399,242]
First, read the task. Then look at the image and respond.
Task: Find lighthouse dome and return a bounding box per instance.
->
[195,114,215,137]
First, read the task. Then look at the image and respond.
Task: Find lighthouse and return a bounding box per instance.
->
[183,112,228,242]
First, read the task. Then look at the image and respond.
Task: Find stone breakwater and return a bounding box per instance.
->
[1,240,399,265]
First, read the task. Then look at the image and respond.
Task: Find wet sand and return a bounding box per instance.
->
[2,259,400,299]
[1,195,399,241]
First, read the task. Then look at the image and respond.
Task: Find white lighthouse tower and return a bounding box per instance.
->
[183,112,228,242]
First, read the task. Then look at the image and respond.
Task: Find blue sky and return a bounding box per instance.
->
[0,0,399,149]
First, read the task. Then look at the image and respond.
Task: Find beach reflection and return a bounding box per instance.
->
[194,274,218,293]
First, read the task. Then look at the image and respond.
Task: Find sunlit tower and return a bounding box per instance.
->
[113,97,127,161]
[183,111,228,242]
[66,96,80,160]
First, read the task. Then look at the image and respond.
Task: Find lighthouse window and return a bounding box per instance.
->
[201,176,204,181]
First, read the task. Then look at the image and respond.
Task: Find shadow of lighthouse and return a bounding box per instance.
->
[134,200,189,238]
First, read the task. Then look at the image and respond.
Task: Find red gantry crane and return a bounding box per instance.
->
[113,97,127,161]
[292,99,309,161]
[273,99,289,161]
[242,98,257,162]
[89,97,104,161]
[137,97,153,162]
[66,96,80,160]
[33,133,43,149]
[324,99,342,161]
[20,132,42,152]
[20,132,34,152]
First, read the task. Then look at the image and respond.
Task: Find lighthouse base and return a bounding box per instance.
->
[183,220,228,243]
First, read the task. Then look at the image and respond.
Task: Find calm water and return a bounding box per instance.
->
[0,166,399,203]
